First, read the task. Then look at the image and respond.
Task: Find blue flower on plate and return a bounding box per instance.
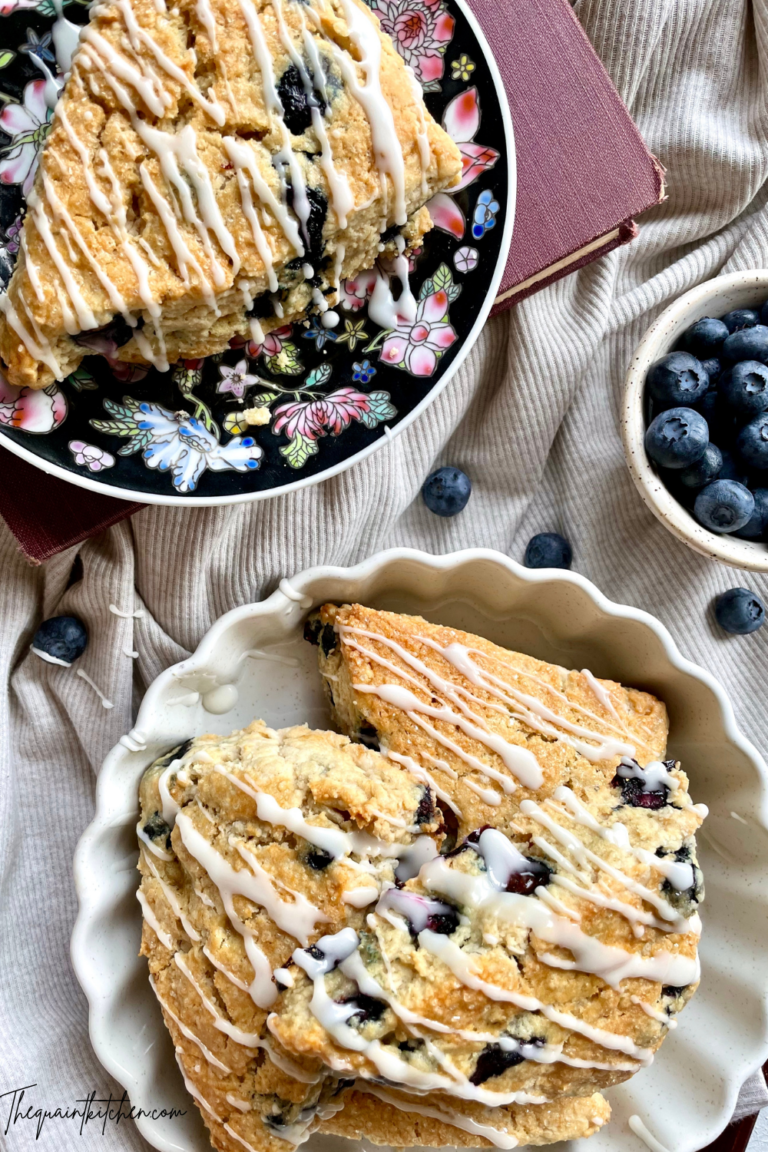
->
[352,359,376,384]
[302,315,337,351]
[90,398,263,493]
[472,189,500,239]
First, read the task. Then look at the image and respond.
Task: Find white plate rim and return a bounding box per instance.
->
[71,547,768,1152]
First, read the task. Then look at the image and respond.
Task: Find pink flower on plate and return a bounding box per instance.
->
[0,373,67,433]
[0,80,56,197]
[380,288,456,376]
[339,268,378,312]
[273,387,382,440]
[68,440,116,472]
[442,87,500,190]
[217,358,258,400]
[246,324,293,359]
[371,0,454,86]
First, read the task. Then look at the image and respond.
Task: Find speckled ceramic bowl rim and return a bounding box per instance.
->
[0,0,516,509]
[71,547,768,1152]
[622,269,768,572]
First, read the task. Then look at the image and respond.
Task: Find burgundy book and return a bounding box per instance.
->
[477,0,664,311]
[1,0,664,564]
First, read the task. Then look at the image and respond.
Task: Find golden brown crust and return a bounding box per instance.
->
[0,0,461,387]
[320,1086,611,1147]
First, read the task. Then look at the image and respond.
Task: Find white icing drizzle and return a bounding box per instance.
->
[142,850,201,941]
[136,820,173,861]
[278,578,313,608]
[75,668,114,708]
[293,932,547,1107]
[420,837,699,988]
[149,974,232,1071]
[363,1084,518,1149]
[136,888,174,948]
[628,1115,673,1152]
[581,668,622,722]
[226,1095,252,1112]
[520,799,693,931]
[327,0,407,225]
[340,627,543,787]
[385,750,461,817]
[630,996,676,1028]
[176,811,277,1008]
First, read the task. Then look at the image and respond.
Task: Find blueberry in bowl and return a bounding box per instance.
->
[623,272,768,571]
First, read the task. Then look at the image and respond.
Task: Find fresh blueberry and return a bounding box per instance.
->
[694,480,755,533]
[700,357,722,384]
[683,318,729,357]
[523,532,572,570]
[722,325,768,366]
[645,407,709,469]
[31,615,88,666]
[734,489,768,540]
[422,466,472,517]
[678,443,722,488]
[736,414,768,470]
[694,388,720,423]
[722,309,760,333]
[714,587,765,635]
[760,300,768,326]
[646,352,709,408]
[718,448,749,484]
[719,360,768,417]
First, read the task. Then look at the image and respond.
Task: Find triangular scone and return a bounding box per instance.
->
[296,604,705,1101]
[0,0,461,389]
[138,722,610,1152]
[138,723,444,1152]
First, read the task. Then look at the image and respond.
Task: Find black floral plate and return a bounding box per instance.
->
[0,0,514,504]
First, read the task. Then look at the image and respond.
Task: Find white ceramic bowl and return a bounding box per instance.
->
[622,269,768,571]
[72,548,768,1152]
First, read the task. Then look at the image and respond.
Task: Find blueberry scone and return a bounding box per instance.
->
[0,0,461,389]
[298,605,706,1114]
[137,723,611,1151]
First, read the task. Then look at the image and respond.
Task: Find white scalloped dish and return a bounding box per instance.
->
[72,549,768,1152]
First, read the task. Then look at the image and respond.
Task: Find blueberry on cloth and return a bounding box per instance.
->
[645,407,709,469]
[683,318,729,357]
[722,309,760,333]
[736,414,768,470]
[31,615,88,666]
[524,532,572,570]
[722,325,768,365]
[422,466,472,516]
[679,443,723,488]
[714,588,765,635]
[719,361,768,418]
[734,488,768,540]
[646,352,709,408]
[694,480,754,533]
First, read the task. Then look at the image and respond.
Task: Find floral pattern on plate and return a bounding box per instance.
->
[0,0,510,498]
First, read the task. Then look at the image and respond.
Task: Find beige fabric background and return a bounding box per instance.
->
[2,0,768,1147]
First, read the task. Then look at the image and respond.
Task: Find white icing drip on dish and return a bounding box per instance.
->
[628,1115,673,1152]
